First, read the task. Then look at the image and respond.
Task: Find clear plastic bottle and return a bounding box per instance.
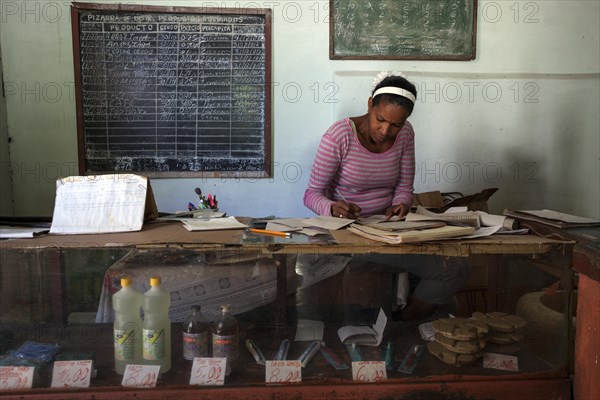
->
[212,304,239,376]
[142,276,171,373]
[112,276,142,375]
[182,305,210,360]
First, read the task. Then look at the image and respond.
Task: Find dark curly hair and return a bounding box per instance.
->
[371,75,417,114]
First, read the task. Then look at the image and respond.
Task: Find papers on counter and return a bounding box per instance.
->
[182,216,248,231]
[503,209,600,228]
[50,174,151,235]
[264,216,354,236]
[348,224,476,244]
[0,226,50,239]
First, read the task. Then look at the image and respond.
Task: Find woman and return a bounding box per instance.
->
[303,71,416,221]
[303,72,468,321]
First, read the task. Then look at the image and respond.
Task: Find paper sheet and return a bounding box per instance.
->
[302,216,354,230]
[182,216,248,231]
[518,209,600,224]
[50,174,148,234]
[0,226,50,239]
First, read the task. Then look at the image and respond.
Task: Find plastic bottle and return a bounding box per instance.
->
[212,304,239,376]
[112,276,142,375]
[142,276,171,373]
[182,305,210,360]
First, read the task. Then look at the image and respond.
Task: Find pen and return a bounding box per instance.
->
[274,339,290,360]
[249,228,291,237]
[246,339,266,365]
[298,341,321,368]
[335,188,349,204]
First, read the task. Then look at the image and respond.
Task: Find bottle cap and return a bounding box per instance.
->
[150,277,161,286]
[120,276,132,287]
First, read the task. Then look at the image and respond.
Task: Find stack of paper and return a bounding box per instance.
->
[182,216,248,231]
[337,308,387,346]
[347,224,475,244]
[503,209,600,229]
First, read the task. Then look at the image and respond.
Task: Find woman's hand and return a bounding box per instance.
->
[331,201,361,219]
[385,203,410,220]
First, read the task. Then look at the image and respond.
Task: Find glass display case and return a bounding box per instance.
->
[0,223,575,399]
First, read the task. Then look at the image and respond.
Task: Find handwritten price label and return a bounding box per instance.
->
[121,364,160,388]
[51,360,92,388]
[265,360,301,384]
[0,367,34,390]
[352,361,387,382]
[483,352,519,372]
[189,358,226,386]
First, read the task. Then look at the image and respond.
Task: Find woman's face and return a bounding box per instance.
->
[367,99,411,144]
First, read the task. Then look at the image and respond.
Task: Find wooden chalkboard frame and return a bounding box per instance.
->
[329,0,477,60]
[71,2,272,178]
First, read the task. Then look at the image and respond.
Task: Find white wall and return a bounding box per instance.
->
[1,1,599,218]
[0,49,14,215]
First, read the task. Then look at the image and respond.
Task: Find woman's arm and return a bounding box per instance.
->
[391,123,416,215]
[303,129,345,216]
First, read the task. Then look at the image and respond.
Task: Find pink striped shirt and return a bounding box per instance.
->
[303,118,415,217]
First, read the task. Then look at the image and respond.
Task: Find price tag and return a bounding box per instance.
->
[51,360,92,388]
[483,352,519,372]
[352,361,387,382]
[189,358,226,386]
[265,360,302,384]
[121,364,160,388]
[0,366,34,390]
[265,360,301,384]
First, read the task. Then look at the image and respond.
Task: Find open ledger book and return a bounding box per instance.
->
[347,224,475,244]
[337,308,387,346]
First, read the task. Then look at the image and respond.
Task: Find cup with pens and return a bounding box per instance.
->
[189,187,219,220]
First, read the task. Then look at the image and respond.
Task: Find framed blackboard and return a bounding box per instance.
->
[71,3,272,177]
[330,0,477,60]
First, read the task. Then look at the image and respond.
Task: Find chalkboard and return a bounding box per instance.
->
[330,0,477,60]
[71,3,272,177]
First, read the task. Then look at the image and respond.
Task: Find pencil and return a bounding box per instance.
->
[249,228,291,237]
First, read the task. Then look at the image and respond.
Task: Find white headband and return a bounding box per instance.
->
[373,87,416,104]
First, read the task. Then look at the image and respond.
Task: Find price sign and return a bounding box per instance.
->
[0,366,34,390]
[121,364,160,388]
[51,360,92,388]
[265,360,301,384]
[352,361,387,382]
[483,352,519,372]
[189,358,226,386]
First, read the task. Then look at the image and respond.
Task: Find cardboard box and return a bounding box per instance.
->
[413,188,498,213]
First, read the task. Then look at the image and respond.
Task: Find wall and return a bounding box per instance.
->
[1,0,598,219]
[0,48,14,215]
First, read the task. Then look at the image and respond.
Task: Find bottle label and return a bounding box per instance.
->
[114,328,136,361]
[212,333,239,360]
[183,332,209,360]
[143,329,165,361]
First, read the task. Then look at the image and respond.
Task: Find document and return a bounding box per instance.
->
[406,206,481,227]
[302,216,354,230]
[347,224,475,244]
[337,308,387,346]
[503,209,600,228]
[50,174,150,234]
[358,220,446,232]
[0,226,49,239]
[182,216,248,231]
[265,218,342,236]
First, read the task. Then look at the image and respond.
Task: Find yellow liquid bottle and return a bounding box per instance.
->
[142,277,171,374]
[112,276,142,375]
